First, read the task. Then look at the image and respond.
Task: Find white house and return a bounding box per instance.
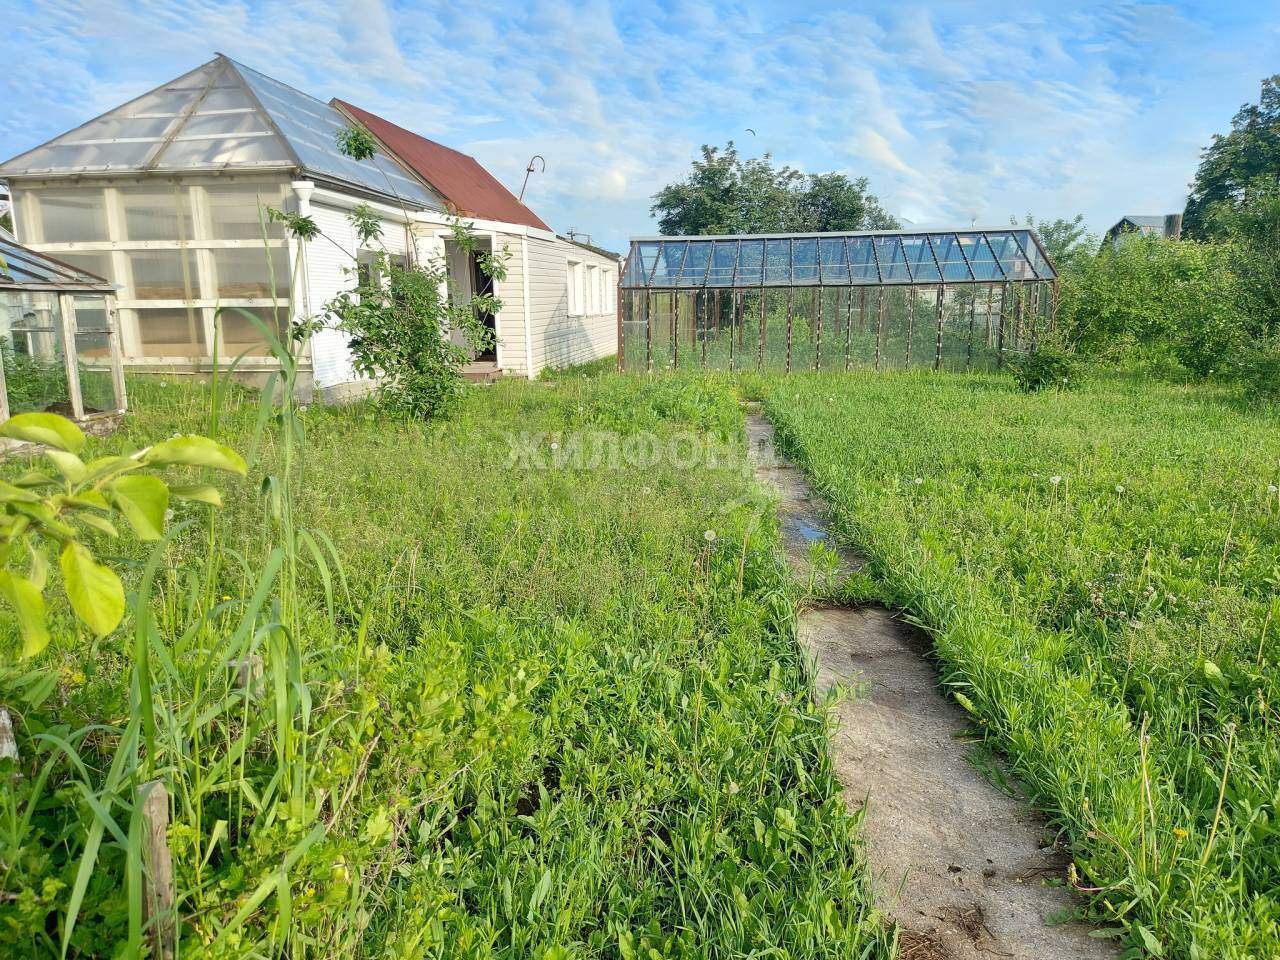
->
[0,54,620,398]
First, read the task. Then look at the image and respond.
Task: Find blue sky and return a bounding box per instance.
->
[2,0,1277,252]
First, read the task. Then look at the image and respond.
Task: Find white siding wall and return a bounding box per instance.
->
[497,235,618,378]
[304,198,409,390]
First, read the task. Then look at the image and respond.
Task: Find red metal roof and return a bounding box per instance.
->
[332,99,551,232]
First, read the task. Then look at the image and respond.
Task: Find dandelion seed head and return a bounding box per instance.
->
[914,477,923,485]
[1115,484,1125,494]
[1050,475,1062,486]
[1269,484,1278,494]
[704,529,716,542]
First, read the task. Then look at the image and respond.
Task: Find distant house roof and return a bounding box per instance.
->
[0,236,115,292]
[1105,214,1183,241]
[332,99,551,231]
[559,235,621,261]
[0,55,441,210]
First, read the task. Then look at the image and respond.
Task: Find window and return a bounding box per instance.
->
[567,260,584,315]
[212,247,291,299]
[128,250,197,300]
[205,182,285,240]
[33,188,108,243]
[214,306,287,358]
[586,265,599,314]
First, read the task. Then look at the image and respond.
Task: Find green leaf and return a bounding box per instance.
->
[63,490,110,511]
[45,449,87,484]
[60,542,125,637]
[1202,660,1226,690]
[0,480,42,503]
[109,475,168,541]
[28,545,48,591]
[144,435,246,475]
[169,483,223,507]
[82,455,142,484]
[0,570,49,657]
[0,412,85,453]
[77,514,119,538]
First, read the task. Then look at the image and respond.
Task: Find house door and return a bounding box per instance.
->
[470,252,496,361]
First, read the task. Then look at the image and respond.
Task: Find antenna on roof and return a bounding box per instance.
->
[519,155,545,203]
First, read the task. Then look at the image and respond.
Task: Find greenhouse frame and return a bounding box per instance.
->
[0,237,127,423]
[618,229,1058,373]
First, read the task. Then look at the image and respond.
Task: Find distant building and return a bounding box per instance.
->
[1104,214,1183,248]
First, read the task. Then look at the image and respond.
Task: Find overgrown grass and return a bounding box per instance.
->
[1,373,891,958]
[757,370,1280,959]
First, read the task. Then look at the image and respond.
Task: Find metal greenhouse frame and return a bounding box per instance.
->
[617,228,1058,373]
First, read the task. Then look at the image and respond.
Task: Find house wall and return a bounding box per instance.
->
[302,188,412,395]
[499,234,618,378]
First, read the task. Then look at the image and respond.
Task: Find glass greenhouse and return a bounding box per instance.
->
[619,229,1058,372]
[0,55,442,370]
[0,237,126,422]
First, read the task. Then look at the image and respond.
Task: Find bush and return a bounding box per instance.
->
[1008,342,1080,392]
[1057,235,1246,378]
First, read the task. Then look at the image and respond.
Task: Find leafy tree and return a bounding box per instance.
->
[1013,213,1094,272]
[1184,75,1280,238]
[651,142,897,235]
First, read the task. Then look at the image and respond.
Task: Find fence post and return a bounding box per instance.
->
[139,779,177,960]
[757,288,766,371]
[906,286,916,366]
[934,285,945,370]
[785,288,794,373]
[874,287,886,371]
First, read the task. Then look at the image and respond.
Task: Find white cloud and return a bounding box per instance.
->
[1,0,1278,251]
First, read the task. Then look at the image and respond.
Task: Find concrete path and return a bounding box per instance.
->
[745,411,1115,960]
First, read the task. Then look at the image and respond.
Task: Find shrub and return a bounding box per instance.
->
[1008,342,1080,392]
[1229,341,1280,402]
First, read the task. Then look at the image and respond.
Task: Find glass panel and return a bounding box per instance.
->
[120,185,194,241]
[135,307,206,358]
[34,188,108,243]
[211,247,291,298]
[874,236,910,282]
[49,252,115,285]
[849,288,878,366]
[986,232,1037,280]
[940,287,975,372]
[128,250,197,300]
[205,182,286,240]
[234,58,440,208]
[847,238,879,283]
[736,240,764,285]
[790,289,818,367]
[706,241,738,286]
[621,291,648,368]
[971,285,1001,370]
[1018,231,1054,279]
[2,292,70,414]
[792,238,818,284]
[761,288,789,370]
[930,234,973,282]
[819,238,848,283]
[905,287,938,368]
[214,306,287,358]
[72,296,116,413]
[901,235,940,282]
[651,242,683,288]
[959,235,1003,281]
[649,292,674,370]
[179,112,271,137]
[198,88,257,112]
[815,288,843,369]
[764,239,790,284]
[677,241,711,284]
[156,134,291,168]
[878,287,911,366]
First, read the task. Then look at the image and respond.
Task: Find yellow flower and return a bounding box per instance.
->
[1173,827,1188,839]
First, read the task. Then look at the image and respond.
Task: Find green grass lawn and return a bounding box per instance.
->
[1,374,890,959]
[757,370,1280,959]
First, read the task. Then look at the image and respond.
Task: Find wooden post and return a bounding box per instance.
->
[997,282,1008,367]
[757,288,766,371]
[701,292,708,368]
[844,288,854,371]
[906,286,916,366]
[785,288,793,373]
[934,285,945,371]
[105,294,127,413]
[814,287,823,370]
[874,287,886,371]
[57,294,85,420]
[670,291,678,368]
[645,290,652,372]
[0,708,17,762]
[966,289,976,372]
[139,780,176,960]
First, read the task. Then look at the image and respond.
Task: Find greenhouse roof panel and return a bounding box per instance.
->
[0,56,440,210]
[622,229,1057,287]
[0,237,116,292]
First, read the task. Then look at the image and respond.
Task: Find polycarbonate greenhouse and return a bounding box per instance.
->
[0,237,126,423]
[618,229,1058,372]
